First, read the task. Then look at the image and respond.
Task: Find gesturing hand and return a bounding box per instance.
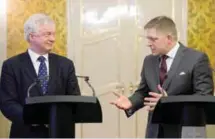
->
[110,92,132,110]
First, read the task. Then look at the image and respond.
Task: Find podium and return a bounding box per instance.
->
[23,95,102,138]
[151,95,215,137]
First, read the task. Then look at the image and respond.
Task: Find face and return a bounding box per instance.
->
[144,28,171,55]
[29,23,56,54]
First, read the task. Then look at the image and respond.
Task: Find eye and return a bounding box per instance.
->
[147,37,159,42]
[44,32,51,36]
[43,32,55,37]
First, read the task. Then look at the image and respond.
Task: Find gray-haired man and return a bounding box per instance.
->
[0,13,80,138]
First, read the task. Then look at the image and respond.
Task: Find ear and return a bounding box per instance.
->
[29,33,34,42]
[166,34,174,44]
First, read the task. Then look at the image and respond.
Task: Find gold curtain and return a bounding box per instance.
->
[188,0,215,137]
[188,0,215,73]
[0,0,67,137]
[7,0,67,58]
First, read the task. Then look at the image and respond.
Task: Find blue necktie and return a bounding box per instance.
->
[38,56,48,94]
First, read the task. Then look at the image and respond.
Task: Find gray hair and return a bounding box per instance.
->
[24,13,55,42]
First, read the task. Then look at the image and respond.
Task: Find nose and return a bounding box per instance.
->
[146,40,152,47]
[49,35,55,42]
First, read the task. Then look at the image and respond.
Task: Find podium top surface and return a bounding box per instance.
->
[152,95,215,125]
[25,95,97,105]
[24,95,103,124]
[160,95,215,103]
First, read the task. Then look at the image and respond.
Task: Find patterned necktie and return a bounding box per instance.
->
[38,56,48,94]
[159,55,168,86]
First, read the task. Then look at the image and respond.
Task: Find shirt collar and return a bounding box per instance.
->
[166,42,180,59]
[28,48,49,63]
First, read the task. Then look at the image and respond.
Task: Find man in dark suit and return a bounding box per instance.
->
[0,13,80,138]
[111,16,214,138]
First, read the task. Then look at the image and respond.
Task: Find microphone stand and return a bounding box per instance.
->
[27,76,49,97]
[76,75,96,96]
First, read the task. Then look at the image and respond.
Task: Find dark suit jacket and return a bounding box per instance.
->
[127,43,214,138]
[0,51,80,138]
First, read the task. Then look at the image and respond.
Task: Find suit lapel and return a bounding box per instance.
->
[47,54,58,95]
[21,51,43,96]
[162,45,186,90]
[148,55,160,93]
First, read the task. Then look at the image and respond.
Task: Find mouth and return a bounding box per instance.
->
[151,49,155,52]
[46,43,54,46]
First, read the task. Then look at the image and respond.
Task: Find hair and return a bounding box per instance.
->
[144,16,178,40]
[24,13,55,42]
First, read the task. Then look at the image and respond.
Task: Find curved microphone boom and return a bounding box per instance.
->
[27,75,49,97]
[76,75,96,96]
[76,75,89,81]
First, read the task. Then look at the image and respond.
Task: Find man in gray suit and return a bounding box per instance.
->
[110,16,214,138]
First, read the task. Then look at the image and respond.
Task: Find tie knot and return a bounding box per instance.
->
[38,56,46,62]
[161,55,168,61]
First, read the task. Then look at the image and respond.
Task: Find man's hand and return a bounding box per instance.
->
[110,92,132,110]
[144,84,168,111]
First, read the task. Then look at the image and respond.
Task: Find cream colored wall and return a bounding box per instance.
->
[0,0,7,68]
[66,0,188,138]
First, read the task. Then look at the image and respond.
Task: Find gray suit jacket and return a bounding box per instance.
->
[126,43,214,138]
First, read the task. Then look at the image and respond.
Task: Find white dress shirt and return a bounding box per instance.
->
[164,42,180,72]
[28,49,49,75]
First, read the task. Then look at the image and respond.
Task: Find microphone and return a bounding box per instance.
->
[76,75,96,97]
[27,75,49,97]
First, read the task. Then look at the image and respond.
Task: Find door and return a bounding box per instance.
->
[67,0,187,137]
